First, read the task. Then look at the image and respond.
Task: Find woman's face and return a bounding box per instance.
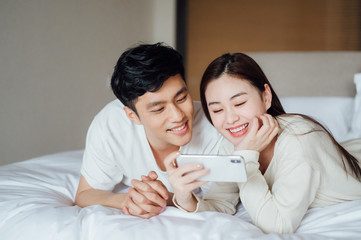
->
[205,74,271,147]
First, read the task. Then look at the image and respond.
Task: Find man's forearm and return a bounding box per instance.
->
[75,189,127,210]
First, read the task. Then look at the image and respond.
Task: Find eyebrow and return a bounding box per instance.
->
[146,86,188,109]
[208,92,247,106]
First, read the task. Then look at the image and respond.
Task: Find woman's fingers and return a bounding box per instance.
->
[180,168,209,184]
[164,151,181,173]
[248,116,259,136]
[236,114,279,152]
[257,114,277,136]
[257,114,279,149]
[256,115,271,135]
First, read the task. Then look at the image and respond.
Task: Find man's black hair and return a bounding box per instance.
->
[110,42,185,113]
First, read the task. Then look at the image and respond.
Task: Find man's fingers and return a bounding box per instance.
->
[132,179,153,193]
[128,186,151,206]
[135,188,167,208]
[145,180,169,200]
[137,212,159,219]
[126,188,165,218]
[132,200,164,214]
[142,171,158,181]
[131,179,168,206]
[141,175,152,181]
[148,171,158,180]
[122,206,130,215]
[126,194,147,216]
[127,193,163,217]
[132,178,169,201]
[128,188,165,215]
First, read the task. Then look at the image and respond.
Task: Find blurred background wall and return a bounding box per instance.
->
[0,0,176,165]
[181,0,361,100]
[1,0,360,165]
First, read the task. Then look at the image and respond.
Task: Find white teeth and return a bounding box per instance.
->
[172,124,185,131]
[229,123,248,133]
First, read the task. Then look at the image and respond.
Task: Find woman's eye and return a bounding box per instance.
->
[213,109,223,113]
[235,102,245,107]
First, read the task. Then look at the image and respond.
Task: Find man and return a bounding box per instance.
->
[75,43,222,218]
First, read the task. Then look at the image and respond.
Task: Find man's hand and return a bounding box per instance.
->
[123,171,170,219]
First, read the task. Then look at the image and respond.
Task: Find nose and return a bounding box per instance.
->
[168,104,185,122]
[225,108,239,124]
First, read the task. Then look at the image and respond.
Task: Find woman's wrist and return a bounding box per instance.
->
[173,192,199,212]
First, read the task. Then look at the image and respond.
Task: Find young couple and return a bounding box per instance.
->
[75,43,361,233]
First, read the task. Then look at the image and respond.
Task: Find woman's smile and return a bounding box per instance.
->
[227,123,249,137]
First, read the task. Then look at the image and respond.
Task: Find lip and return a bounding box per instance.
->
[227,123,249,137]
[167,121,189,135]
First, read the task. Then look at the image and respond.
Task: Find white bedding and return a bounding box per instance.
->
[0,150,361,240]
[1,77,361,240]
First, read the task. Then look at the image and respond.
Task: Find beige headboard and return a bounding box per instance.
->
[247,51,361,97]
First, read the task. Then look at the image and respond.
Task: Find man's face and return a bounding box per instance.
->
[127,74,194,151]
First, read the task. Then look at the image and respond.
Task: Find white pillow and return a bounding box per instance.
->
[350,73,361,138]
[280,96,354,142]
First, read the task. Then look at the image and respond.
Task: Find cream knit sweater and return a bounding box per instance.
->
[196,115,361,234]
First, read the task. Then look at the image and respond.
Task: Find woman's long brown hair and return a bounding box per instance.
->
[200,52,361,180]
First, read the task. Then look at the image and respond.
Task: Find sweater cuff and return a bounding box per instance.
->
[172,192,201,213]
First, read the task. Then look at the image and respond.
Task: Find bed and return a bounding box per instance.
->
[1,55,361,239]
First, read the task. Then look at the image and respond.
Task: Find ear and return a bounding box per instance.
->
[123,106,142,125]
[263,84,272,110]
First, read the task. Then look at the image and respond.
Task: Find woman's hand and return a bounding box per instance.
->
[164,151,209,212]
[235,114,279,152]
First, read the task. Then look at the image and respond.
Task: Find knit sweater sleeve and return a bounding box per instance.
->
[195,181,239,214]
[234,135,321,234]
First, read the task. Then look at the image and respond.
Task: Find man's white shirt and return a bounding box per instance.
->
[81,100,222,192]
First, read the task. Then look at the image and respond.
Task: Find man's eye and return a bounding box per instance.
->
[151,107,164,113]
[177,95,187,103]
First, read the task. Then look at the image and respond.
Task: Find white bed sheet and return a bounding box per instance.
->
[1,151,360,240]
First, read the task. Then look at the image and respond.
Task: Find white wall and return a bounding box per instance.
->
[0,0,176,165]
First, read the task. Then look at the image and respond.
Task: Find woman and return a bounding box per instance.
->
[165,52,361,234]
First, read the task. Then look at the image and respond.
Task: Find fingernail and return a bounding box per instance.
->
[197,164,202,168]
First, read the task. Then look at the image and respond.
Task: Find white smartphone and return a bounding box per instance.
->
[176,154,247,182]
